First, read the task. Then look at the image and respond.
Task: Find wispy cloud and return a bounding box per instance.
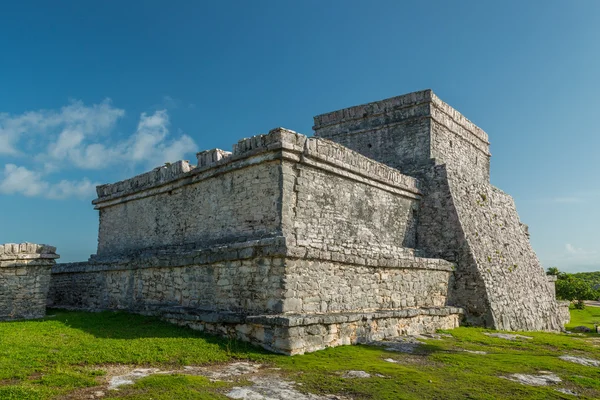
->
[162,95,180,109]
[0,164,98,199]
[0,99,197,200]
[0,99,124,157]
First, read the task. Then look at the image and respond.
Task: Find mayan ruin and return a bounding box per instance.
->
[2,90,569,355]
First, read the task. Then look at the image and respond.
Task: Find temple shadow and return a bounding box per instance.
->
[39,308,271,355]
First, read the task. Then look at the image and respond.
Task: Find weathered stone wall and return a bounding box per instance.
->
[0,243,59,320]
[313,90,490,182]
[444,177,560,330]
[556,300,571,327]
[429,93,490,182]
[94,160,282,257]
[314,90,563,331]
[49,238,287,314]
[282,258,452,314]
[313,91,432,176]
[283,137,421,257]
[165,307,462,355]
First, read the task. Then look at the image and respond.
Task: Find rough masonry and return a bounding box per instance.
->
[0,243,59,321]
[46,90,566,354]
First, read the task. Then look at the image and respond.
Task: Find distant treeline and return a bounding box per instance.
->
[547,267,600,309]
[571,271,600,289]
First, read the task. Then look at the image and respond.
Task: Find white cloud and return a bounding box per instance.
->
[0,99,124,157]
[0,164,97,200]
[125,110,195,165]
[0,99,198,200]
[46,178,98,200]
[0,164,47,197]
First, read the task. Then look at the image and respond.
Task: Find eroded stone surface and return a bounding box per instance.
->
[227,376,349,400]
[342,370,371,378]
[555,388,579,396]
[505,373,561,386]
[559,355,600,367]
[108,368,160,390]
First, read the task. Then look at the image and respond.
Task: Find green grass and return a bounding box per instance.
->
[566,305,600,330]
[0,308,599,399]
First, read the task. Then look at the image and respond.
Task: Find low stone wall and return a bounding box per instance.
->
[163,306,463,355]
[557,300,571,327]
[0,243,59,321]
[48,238,288,315]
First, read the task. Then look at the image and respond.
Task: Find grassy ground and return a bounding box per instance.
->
[566,305,600,330]
[0,308,598,399]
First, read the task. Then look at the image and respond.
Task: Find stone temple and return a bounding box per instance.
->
[2,90,569,355]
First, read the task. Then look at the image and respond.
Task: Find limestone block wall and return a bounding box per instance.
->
[94,160,282,257]
[282,137,421,257]
[313,90,432,176]
[443,173,561,330]
[313,90,491,182]
[0,243,59,320]
[282,258,453,314]
[49,238,287,314]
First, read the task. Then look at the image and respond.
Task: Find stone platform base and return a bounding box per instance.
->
[156,306,463,355]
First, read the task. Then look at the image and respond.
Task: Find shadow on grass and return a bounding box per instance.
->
[41,308,272,357]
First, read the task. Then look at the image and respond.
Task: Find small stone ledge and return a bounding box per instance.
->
[0,243,59,267]
[0,243,58,259]
[247,307,464,327]
[95,160,194,200]
[233,128,306,157]
[52,238,453,274]
[52,236,288,274]
[147,306,464,328]
[313,90,432,129]
[303,138,420,195]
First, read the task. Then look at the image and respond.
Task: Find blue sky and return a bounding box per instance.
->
[0,1,598,271]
